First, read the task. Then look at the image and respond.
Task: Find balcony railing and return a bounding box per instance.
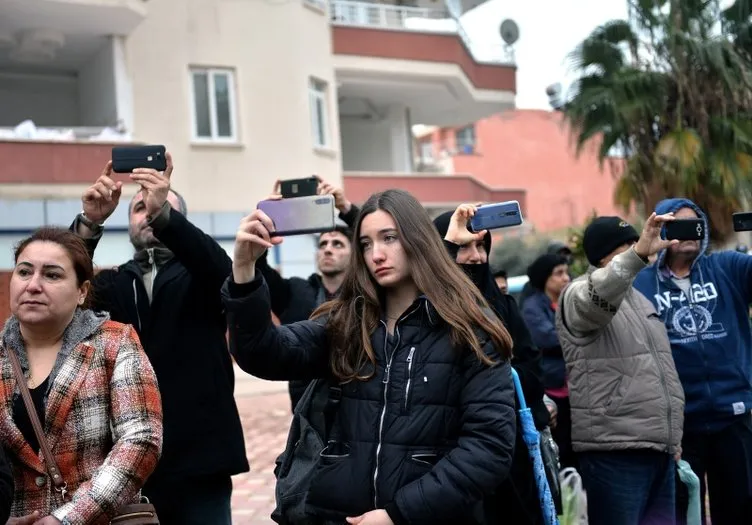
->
[330,0,449,28]
[328,0,514,65]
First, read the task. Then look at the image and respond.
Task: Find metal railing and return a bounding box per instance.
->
[327,0,514,65]
[329,0,449,29]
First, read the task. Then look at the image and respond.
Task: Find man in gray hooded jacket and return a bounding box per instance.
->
[556,212,685,525]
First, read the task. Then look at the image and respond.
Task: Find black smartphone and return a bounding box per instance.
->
[665,219,704,240]
[111,145,167,173]
[257,194,336,236]
[280,177,319,199]
[733,212,752,232]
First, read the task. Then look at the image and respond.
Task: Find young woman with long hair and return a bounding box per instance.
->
[223,189,517,525]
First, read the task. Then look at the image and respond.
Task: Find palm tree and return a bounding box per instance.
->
[562,0,752,242]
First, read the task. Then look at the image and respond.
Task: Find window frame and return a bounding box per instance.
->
[189,67,238,143]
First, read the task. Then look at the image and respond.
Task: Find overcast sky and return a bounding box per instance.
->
[461,0,630,109]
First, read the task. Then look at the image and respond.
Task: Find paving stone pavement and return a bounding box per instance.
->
[231,379,292,525]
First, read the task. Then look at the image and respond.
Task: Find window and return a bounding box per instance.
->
[455,125,476,154]
[309,78,329,149]
[419,141,434,163]
[190,68,237,142]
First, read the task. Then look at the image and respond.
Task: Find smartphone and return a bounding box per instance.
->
[733,212,752,232]
[469,201,524,233]
[111,145,167,173]
[279,177,319,199]
[665,219,704,240]
[257,194,336,236]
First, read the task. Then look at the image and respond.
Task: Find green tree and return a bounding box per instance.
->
[566,211,598,276]
[562,0,752,243]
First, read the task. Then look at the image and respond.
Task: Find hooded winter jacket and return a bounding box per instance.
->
[633,198,752,433]
[222,274,517,525]
[557,247,684,453]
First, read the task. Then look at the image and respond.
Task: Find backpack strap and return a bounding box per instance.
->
[323,384,343,443]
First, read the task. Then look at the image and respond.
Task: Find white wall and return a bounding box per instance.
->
[78,38,118,127]
[387,105,412,172]
[124,0,342,212]
[340,104,412,172]
[112,36,134,133]
[340,117,394,171]
[0,72,79,127]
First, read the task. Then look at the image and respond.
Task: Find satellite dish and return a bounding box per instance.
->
[546,83,562,98]
[546,83,565,110]
[500,19,520,46]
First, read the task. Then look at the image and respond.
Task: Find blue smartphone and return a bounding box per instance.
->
[469,201,524,233]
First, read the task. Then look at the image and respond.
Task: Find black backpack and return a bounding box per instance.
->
[271,378,342,525]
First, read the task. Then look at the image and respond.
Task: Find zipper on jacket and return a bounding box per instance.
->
[147,248,157,300]
[132,279,142,331]
[372,304,420,507]
[403,347,416,413]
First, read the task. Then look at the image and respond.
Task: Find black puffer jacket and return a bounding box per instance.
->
[223,275,516,525]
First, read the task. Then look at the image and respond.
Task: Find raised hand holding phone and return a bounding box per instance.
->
[444,203,487,246]
[232,209,282,283]
[634,212,679,259]
[129,152,174,217]
[81,161,123,225]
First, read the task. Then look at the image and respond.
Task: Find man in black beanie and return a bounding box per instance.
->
[583,216,643,267]
[555,213,685,525]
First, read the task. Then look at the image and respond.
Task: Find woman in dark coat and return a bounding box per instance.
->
[434,204,551,525]
[224,190,518,524]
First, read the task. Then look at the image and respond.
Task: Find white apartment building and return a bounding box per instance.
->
[0,0,517,275]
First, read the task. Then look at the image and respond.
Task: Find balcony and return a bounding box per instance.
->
[330,0,513,65]
[0,0,139,177]
[0,0,147,44]
[330,0,516,129]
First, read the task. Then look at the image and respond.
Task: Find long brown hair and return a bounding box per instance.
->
[313,189,513,382]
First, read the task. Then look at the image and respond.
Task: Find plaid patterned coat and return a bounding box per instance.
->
[0,310,163,525]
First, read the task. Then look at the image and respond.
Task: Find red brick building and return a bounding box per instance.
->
[416,109,626,233]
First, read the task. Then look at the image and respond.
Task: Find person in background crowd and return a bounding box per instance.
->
[1,447,14,523]
[1,228,162,524]
[70,155,248,524]
[434,204,550,524]
[519,241,573,309]
[493,268,509,294]
[224,189,517,525]
[557,214,685,525]
[256,178,359,411]
[522,254,576,468]
[633,198,752,525]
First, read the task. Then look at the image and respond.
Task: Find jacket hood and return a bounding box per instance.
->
[654,197,709,269]
[433,210,492,254]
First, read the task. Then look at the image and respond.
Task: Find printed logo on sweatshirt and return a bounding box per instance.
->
[653,282,728,343]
